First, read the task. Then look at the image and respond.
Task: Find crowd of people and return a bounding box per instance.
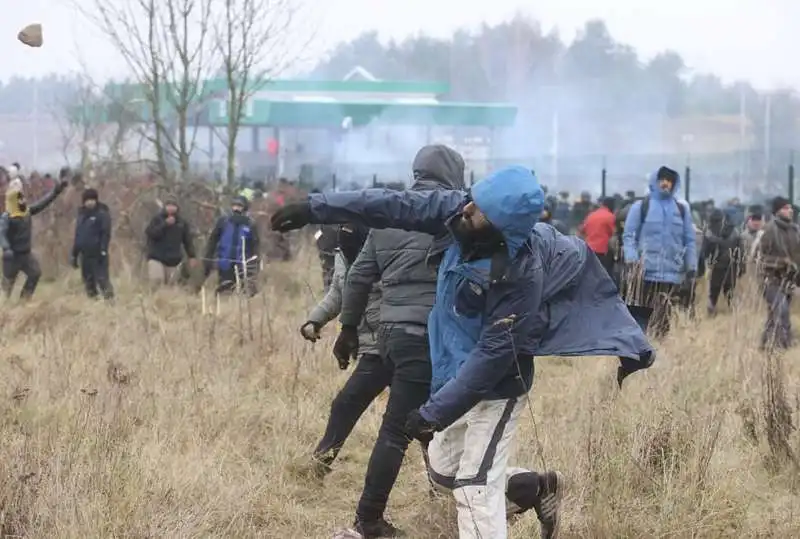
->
[1,148,796,538]
[275,148,800,539]
[0,163,266,302]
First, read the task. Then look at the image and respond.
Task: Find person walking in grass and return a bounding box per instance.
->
[299,222,388,480]
[272,164,654,539]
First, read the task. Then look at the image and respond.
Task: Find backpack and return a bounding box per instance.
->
[635,197,687,240]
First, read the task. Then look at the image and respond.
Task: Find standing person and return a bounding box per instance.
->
[622,166,697,338]
[697,209,744,315]
[299,223,388,480]
[144,197,197,288]
[580,197,616,278]
[315,223,339,292]
[271,165,653,539]
[70,188,114,300]
[757,197,800,351]
[0,174,68,300]
[202,196,260,296]
[316,144,466,538]
[741,208,765,266]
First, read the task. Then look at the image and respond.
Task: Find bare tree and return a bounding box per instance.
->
[75,0,216,183]
[51,74,101,169]
[213,0,305,188]
[52,68,142,172]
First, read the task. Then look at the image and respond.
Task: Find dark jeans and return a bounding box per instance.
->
[356,324,432,523]
[2,252,41,299]
[762,281,793,351]
[81,255,114,300]
[314,353,393,467]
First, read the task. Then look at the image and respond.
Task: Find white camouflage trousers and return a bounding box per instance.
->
[426,397,531,539]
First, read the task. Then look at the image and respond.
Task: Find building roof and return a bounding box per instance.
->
[94,77,518,128]
[210,99,517,128]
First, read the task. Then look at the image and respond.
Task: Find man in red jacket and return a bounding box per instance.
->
[580,197,616,277]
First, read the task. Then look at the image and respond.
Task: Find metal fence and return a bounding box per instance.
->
[247,149,797,205]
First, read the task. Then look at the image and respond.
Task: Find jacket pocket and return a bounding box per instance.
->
[453,276,487,318]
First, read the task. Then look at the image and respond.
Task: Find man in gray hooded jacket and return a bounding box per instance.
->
[300,223,387,480]
[330,144,466,538]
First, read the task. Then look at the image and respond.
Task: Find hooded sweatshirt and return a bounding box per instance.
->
[338,144,465,328]
[306,165,653,429]
[621,168,697,284]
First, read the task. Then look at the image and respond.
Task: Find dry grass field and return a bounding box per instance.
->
[0,248,799,539]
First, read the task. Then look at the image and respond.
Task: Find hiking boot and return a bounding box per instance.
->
[531,471,564,539]
[354,517,405,538]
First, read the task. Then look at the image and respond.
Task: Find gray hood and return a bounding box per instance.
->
[408,145,467,268]
[411,145,466,191]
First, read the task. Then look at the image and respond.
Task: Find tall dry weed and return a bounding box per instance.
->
[0,245,798,538]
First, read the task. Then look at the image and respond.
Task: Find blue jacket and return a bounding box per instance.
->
[204,214,260,272]
[622,170,697,284]
[308,167,654,429]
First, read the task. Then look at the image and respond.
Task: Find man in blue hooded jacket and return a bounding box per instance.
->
[271,166,653,539]
[622,166,697,338]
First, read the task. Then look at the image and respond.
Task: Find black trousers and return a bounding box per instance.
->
[641,281,680,339]
[313,353,393,466]
[356,324,432,523]
[216,263,258,296]
[81,255,114,299]
[595,251,615,280]
[2,252,41,299]
[708,266,737,308]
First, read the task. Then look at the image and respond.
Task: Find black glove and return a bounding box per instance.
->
[332,325,359,370]
[270,201,312,232]
[405,409,438,443]
[70,255,79,269]
[55,179,68,194]
[617,352,655,389]
[300,321,321,342]
[2,249,14,260]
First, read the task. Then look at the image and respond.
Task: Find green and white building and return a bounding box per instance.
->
[100,67,519,184]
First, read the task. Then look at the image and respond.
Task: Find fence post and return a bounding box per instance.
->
[684,165,691,203]
[469,170,475,187]
[332,173,337,192]
[601,162,607,198]
[372,173,377,188]
[789,153,795,208]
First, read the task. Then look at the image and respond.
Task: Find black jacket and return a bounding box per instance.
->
[145,211,196,267]
[72,203,111,258]
[0,183,66,255]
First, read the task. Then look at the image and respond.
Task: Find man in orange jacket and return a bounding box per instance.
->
[580,197,616,277]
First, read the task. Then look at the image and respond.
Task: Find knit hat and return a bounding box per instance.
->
[82,188,98,203]
[772,196,791,214]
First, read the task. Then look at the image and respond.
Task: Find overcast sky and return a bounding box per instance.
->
[2,0,795,91]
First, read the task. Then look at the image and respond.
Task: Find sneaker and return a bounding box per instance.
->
[354,517,405,538]
[531,471,564,539]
